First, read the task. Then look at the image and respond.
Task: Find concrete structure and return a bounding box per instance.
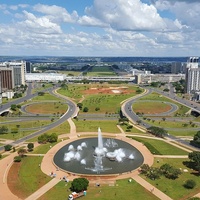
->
[131,69,151,76]
[185,57,200,94]
[25,73,66,82]
[135,73,185,84]
[171,62,183,74]
[0,61,26,88]
[0,68,14,90]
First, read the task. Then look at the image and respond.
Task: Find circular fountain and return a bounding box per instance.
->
[53,128,144,175]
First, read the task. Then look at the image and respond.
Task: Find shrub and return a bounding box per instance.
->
[4,144,12,151]
[184,179,196,189]
[14,156,22,162]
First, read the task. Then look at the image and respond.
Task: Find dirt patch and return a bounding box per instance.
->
[7,162,26,199]
[83,87,134,95]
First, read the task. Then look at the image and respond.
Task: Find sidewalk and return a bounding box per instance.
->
[25,178,60,200]
[133,175,173,200]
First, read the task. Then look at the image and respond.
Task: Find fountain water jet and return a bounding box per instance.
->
[54,127,144,175]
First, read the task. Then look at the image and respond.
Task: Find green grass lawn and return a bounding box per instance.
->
[8,156,51,198]
[25,102,68,115]
[86,66,117,76]
[31,142,58,154]
[168,130,197,137]
[39,178,159,200]
[139,92,190,116]
[120,124,145,134]
[144,119,199,129]
[132,101,171,114]
[128,136,188,155]
[74,119,120,133]
[32,92,63,101]
[32,83,54,93]
[141,158,200,200]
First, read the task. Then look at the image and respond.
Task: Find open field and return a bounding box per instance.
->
[143,119,199,129]
[141,158,200,200]
[128,136,188,155]
[57,70,81,76]
[32,83,54,93]
[74,119,120,133]
[58,84,142,105]
[7,156,51,199]
[120,124,145,134]
[31,142,58,154]
[86,66,117,76]
[25,102,68,115]
[38,178,159,200]
[132,101,172,114]
[31,93,63,101]
[139,92,190,116]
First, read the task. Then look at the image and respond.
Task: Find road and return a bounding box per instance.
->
[0,83,77,151]
[122,87,200,151]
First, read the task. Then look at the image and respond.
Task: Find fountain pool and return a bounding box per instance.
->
[53,129,144,175]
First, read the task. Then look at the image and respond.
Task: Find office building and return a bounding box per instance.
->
[185,57,200,94]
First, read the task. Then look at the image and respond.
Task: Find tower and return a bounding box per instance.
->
[185,57,200,94]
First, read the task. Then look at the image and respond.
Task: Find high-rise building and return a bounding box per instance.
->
[185,57,200,94]
[171,62,183,74]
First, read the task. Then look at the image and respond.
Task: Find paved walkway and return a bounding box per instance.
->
[132,175,173,200]
[25,178,60,200]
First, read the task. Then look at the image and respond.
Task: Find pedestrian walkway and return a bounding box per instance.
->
[132,175,173,200]
[25,178,60,200]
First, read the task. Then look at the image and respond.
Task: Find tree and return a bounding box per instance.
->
[4,144,12,151]
[77,103,83,110]
[38,133,49,143]
[0,126,9,134]
[48,133,58,143]
[38,91,45,96]
[188,151,200,173]
[147,126,167,138]
[70,178,89,192]
[184,179,196,189]
[160,163,181,179]
[18,149,27,157]
[11,104,17,111]
[190,131,200,148]
[27,143,34,151]
[14,156,22,162]
[83,107,89,112]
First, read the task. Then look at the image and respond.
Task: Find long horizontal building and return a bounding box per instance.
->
[25,73,66,82]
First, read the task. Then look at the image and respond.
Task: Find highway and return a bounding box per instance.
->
[0,83,77,151]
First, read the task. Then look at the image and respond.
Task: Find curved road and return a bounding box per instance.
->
[121,87,200,151]
[0,83,77,151]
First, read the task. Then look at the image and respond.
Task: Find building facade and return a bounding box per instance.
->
[185,57,200,94]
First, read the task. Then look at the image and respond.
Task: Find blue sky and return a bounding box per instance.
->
[0,0,200,56]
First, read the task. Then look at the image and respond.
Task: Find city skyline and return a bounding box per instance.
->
[0,0,200,57]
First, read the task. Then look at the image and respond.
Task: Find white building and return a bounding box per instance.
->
[185,57,200,94]
[25,73,66,82]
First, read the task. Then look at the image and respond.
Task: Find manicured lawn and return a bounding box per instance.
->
[168,130,197,137]
[128,136,188,155]
[32,92,63,101]
[132,101,171,114]
[7,156,51,199]
[139,92,190,116]
[141,158,200,200]
[32,83,54,93]
[31,142,58,154]
[43,121,70,135]
[39,179,159,200]
[25,102,68,115]
[86,66,117,76]
[74,119,120,133]
[120,124,145,134]
[144,119,199,129]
